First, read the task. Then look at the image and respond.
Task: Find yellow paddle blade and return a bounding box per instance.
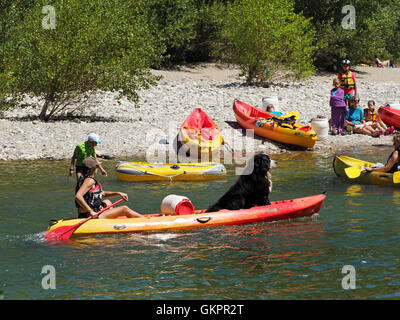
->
[284,111,299,120]
[344,167,362,179]
[393,171,400,183]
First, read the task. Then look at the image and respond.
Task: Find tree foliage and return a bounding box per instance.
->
[294,0,400,70]
[224,0,317,84]
[0,0,161,121]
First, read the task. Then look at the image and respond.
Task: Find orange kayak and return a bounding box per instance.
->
[178,108,224,159]
[233,100,317,148]
[46,193,326,237]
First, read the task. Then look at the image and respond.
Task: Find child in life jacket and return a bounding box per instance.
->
[338,59,357,106]
[364,100,394,135]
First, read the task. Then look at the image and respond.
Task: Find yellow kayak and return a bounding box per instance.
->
[46,194,326,237]
[333,155,398,186]
[115,161,227,182]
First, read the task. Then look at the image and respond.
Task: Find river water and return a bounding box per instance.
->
[0,146,399,300]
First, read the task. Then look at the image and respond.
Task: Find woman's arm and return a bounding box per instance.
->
[103,191,129,201]
[366,151,398,173]
[75,178,96,214]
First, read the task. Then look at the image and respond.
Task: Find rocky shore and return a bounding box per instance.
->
[1,64,399,161]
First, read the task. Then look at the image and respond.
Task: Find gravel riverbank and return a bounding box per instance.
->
[1,64,399,161]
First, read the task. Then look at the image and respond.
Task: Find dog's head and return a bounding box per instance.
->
[253,153,272,176]
[242,153,276,176]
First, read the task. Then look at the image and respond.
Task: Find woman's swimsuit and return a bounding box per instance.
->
[386,148,400,173]
[75,176,105,218]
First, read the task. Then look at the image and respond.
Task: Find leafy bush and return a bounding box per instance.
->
[294,0,400,69]
[224,0,317,84]
[0,0,161,121]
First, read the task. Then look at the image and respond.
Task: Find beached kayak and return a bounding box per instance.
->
[233,100,317,148]
[333,155,398,186]
[115,161,227,182]
[46,194,326,237]
[378,106,400,129]
[179,108,224,159]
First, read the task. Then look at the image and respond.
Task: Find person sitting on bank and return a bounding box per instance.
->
[266,104,283,116]
[364,100,394,135]
[75,157,142,219]
[375,55,393,68]
[364,134,400,173]
[70,133,107,180]
[345,96,380,137]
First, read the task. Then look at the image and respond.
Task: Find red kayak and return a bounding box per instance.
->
[378,106,400,129]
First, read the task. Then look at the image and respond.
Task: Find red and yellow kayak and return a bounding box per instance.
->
[46,193,326,237]
[378,106,400,129]
[233,100,317,148]
[179,108,224,159]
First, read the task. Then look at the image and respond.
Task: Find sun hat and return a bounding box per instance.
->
[342,59,351,66]
[82,157,99,170]
[87,133,102,144]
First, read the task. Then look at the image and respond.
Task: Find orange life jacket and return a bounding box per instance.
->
[339,71,355,89]
[364,108,377,122]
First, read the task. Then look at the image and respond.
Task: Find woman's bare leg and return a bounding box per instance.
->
[99,205,142,218]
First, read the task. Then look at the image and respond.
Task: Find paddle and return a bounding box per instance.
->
[393,171,400,183]
[344,166,363,179]
[44,198,125,241]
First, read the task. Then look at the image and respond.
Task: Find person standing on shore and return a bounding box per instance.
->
[338,59,357,106]
[69,133,108,180]
[329,77,347,135]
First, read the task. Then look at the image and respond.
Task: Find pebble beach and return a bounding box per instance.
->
[1,63,399,161]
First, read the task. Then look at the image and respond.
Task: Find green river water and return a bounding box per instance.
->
[0,146,399,300]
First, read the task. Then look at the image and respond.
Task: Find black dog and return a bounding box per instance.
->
[205,154,276,212]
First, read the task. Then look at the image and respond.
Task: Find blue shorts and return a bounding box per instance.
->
[344,94,354,100]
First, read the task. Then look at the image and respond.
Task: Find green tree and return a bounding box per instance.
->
[294,0,400,69]
[0,0,161,121]
[224,0,317,84]
[137,0,198,66]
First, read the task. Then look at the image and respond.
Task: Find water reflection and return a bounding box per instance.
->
[392,190,400,206]
[345,185,363,197]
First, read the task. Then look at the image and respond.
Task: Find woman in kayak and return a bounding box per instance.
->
[365,134,400,173]
[75,157,142,219]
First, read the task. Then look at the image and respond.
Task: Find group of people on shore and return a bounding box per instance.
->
[329,59,395,137]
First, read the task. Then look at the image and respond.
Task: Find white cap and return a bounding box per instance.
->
[87,133,102,144]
